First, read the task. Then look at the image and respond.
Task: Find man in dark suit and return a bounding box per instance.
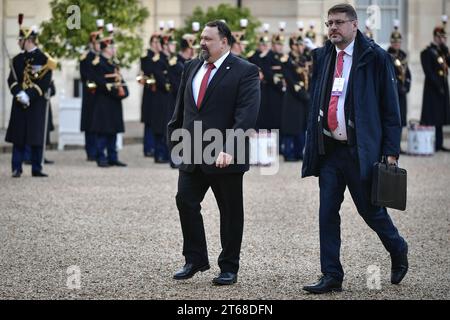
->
[302,4,408,293]
[167,20,260,285]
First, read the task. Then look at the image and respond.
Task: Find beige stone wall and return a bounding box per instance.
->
[0,0,448,128]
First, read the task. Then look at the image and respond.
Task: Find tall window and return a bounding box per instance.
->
[355,0,405,48]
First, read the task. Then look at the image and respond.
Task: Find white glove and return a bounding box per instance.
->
[16,91,30,106]
[303,38,317,50]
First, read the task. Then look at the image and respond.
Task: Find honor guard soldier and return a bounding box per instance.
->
[230,31,246,58]
[179,34,196,64]
[230,19,249,59]
[281,35,311,161]
[420,26,450,152]
[5,15,56,178]
[191,21,201,59]
[388,20,411,153]
[164,30,186,168]
[248,25,270,131]
[259,23,287,132]
[247,24,270,69]
[297,21,305,37]
[90,35,129,167]
[80,19,104,161]
[442,15,448,29]
[138,33,170,163]
[305,21,317,43]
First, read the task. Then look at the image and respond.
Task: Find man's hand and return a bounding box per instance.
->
[215,152,233,168]
[387,156,398,165]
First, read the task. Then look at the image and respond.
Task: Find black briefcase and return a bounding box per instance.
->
[371,160,407,211]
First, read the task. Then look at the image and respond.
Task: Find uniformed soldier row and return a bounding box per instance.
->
[139,28,197,166]
[5,17,450,178]
[247,23,313,161]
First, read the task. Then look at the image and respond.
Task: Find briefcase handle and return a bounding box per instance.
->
[381,156,399,171]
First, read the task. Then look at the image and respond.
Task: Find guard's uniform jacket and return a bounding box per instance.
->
[259,50,285,130]
[140,49,171,135]
[79,50,98,132]
[248,49,268,130]
[281,51,311,135]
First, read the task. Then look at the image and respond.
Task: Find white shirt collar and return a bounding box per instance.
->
[335,40,355,57]
[27,46,38,53]
[203,50,230,69]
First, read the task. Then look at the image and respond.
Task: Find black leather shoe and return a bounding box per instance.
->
[303,275,343,294]
[144,152,154,158]
[32,171,48,177]
[87,157,96,162]
[391,243,408,285]
[439,146,450,152]
[212,272,238,285]
[12,170,22,178]
[173,263,210,280]
[97,161,110,168]
[44,158,54,164]
[108,160,127,167]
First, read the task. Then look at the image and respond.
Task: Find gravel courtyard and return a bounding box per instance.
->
[0,144,449,300]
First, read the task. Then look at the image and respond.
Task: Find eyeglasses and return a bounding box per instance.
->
[325,19,354,28]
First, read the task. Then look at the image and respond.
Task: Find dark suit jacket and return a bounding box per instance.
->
[167,53,260,174]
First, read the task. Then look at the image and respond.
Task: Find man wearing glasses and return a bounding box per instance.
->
[301,3,408,293]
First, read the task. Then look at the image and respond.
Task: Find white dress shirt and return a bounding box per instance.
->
[192,51,230,105]
[331,40,354,141]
